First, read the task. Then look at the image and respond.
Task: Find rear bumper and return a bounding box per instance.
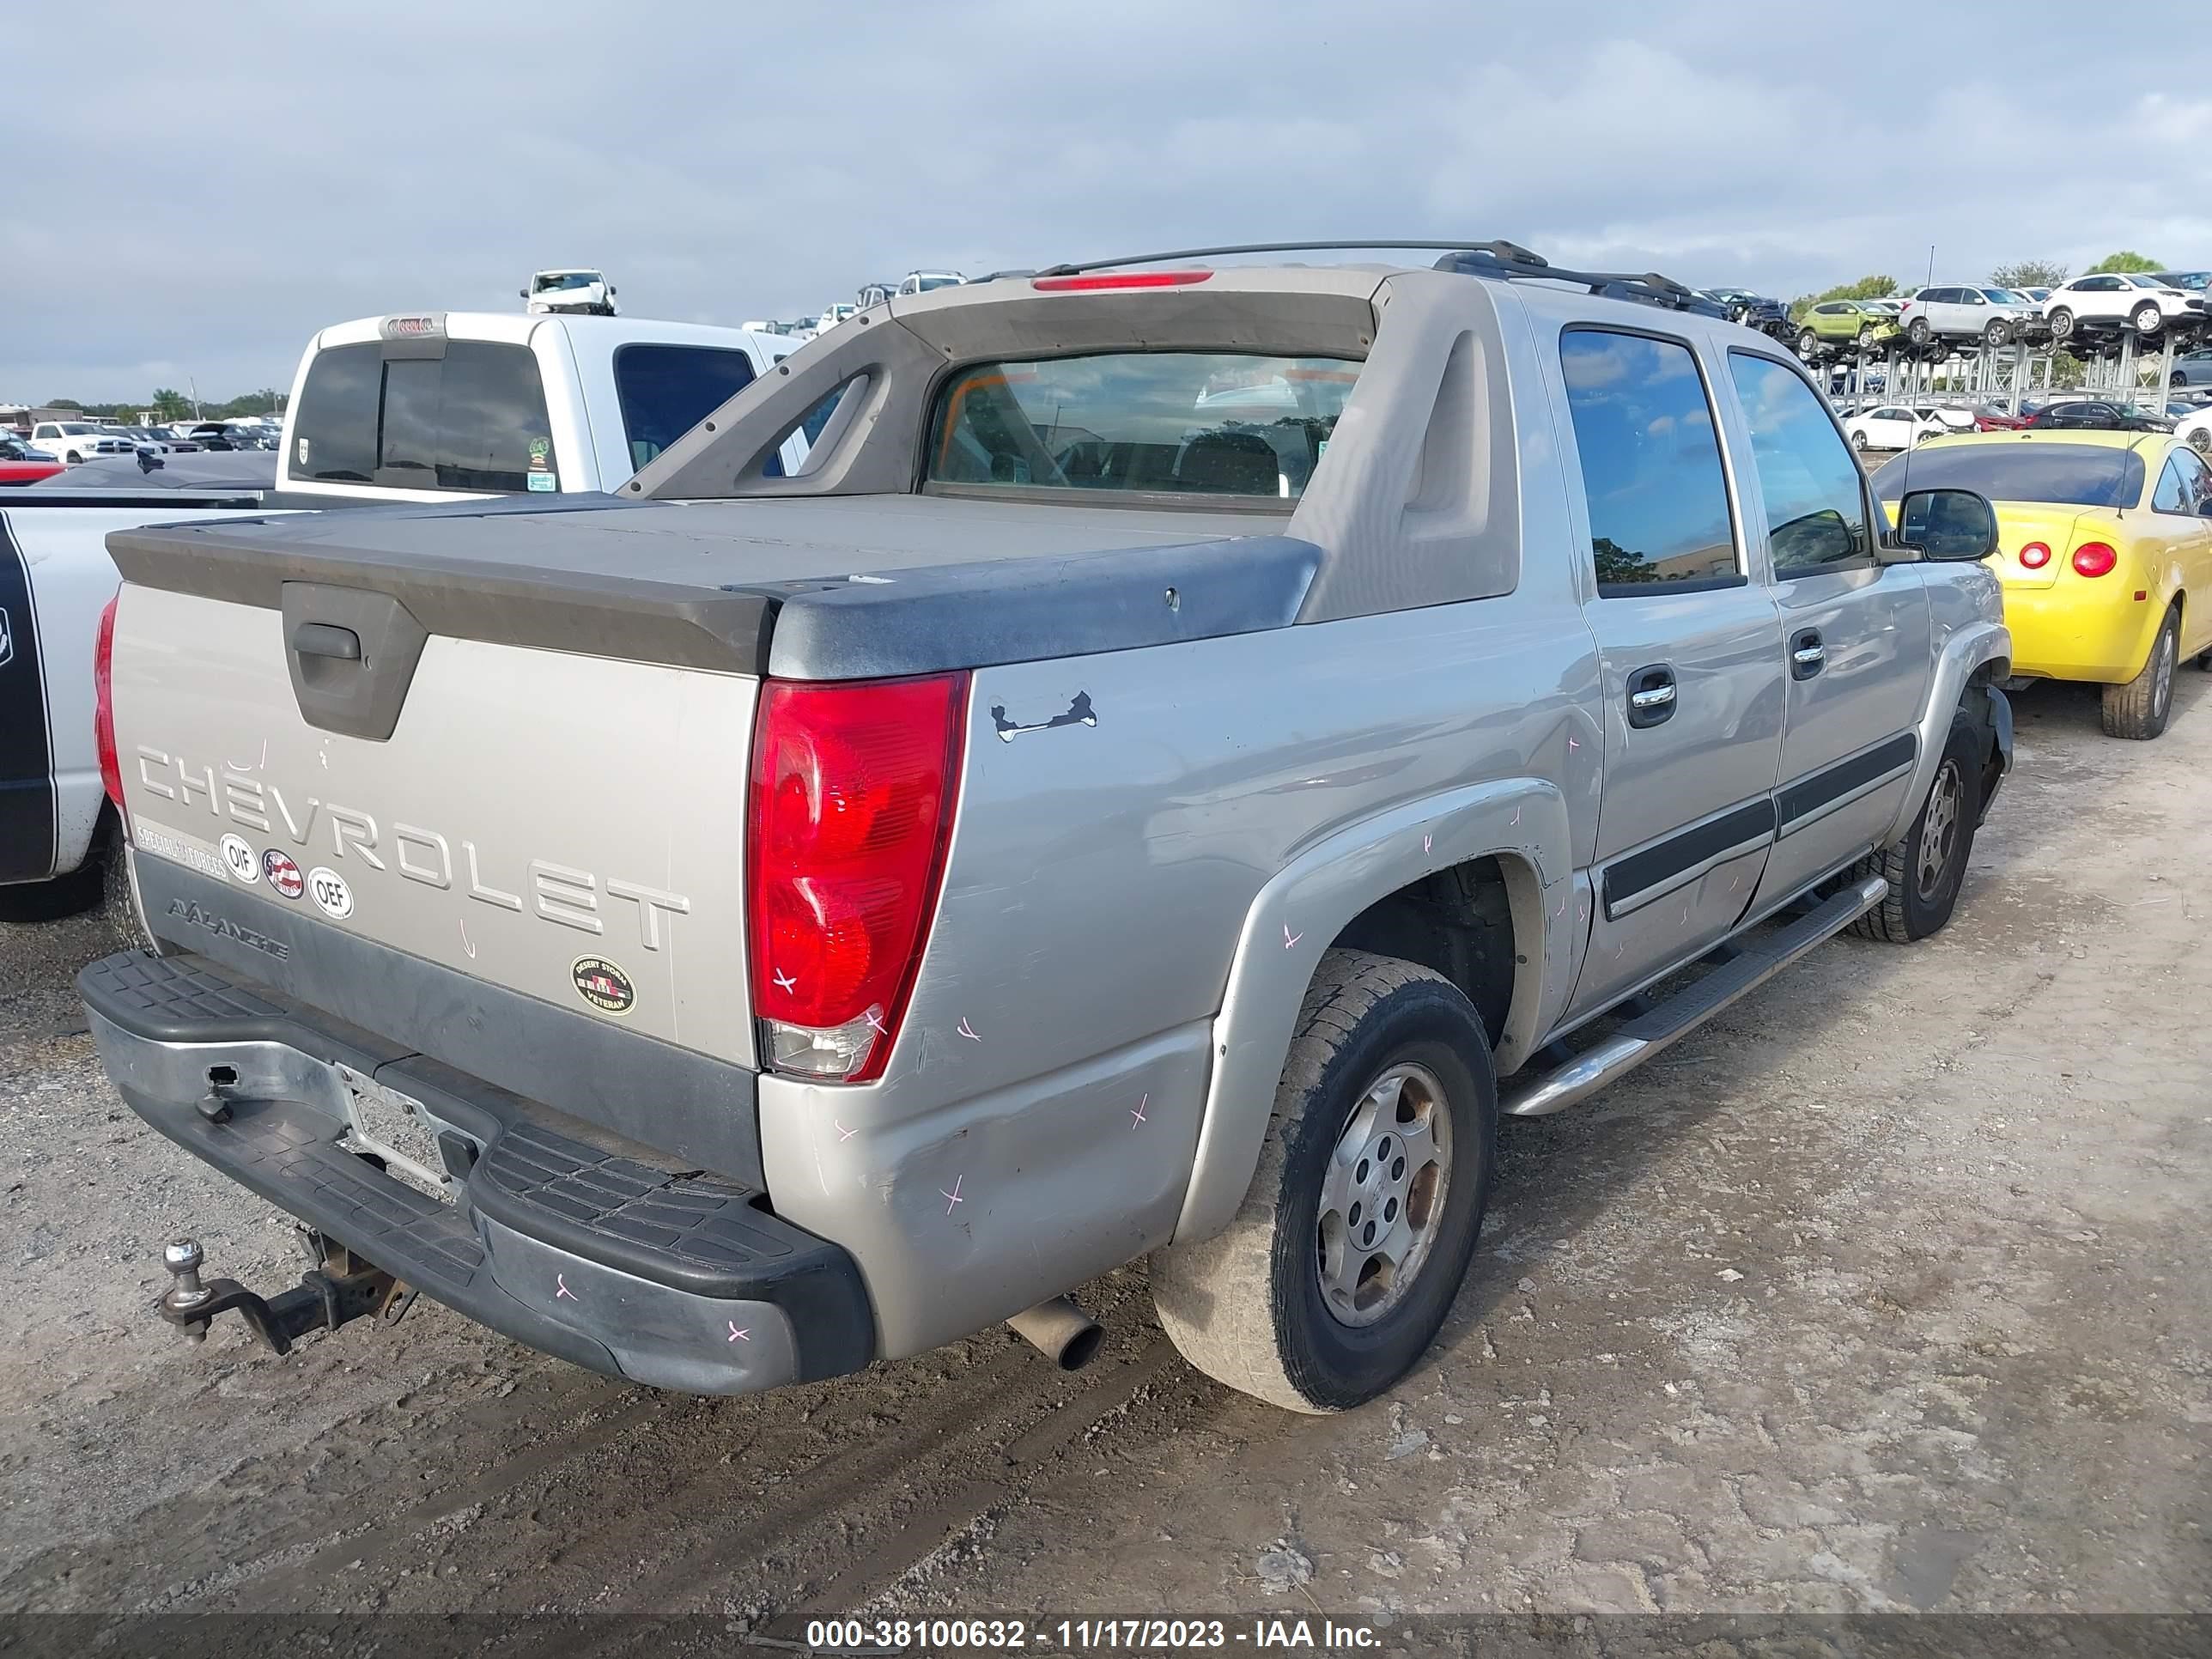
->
[81,950,875,1395]
[1998,581,2162,683]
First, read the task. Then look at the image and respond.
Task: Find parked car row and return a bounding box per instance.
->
[2,418,281,470]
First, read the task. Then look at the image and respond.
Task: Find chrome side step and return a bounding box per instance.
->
[1501,875,1887,1118]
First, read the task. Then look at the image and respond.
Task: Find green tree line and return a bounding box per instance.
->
[35,387,284,421]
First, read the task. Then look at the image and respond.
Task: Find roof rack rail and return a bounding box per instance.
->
[994,240,1720,317]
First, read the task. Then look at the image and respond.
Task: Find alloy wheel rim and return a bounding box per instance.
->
[1916,760,1963,902]
[1315,1061,1453,1328]
[2154,625,2176,717]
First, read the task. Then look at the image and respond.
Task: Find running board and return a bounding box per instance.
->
[1501,875,1887,1118]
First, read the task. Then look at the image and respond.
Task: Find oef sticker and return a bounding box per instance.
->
[307,866,353,920]
[261,848,305,900]
[220,834,258,885]
[571,956,635,1016]
[526,471,556,492]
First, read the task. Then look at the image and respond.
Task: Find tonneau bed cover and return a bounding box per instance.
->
[106,495,1320,679]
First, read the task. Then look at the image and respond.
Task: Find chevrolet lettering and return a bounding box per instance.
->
[131,747,691,949]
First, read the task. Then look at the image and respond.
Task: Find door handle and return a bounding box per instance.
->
[1626,664,1677,728]
[1790,628,1826,680]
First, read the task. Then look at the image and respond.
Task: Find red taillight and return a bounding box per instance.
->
[2070,542,2118,578]
[1030,270,1212,291]
[94,591,125,816]
[2019,542,2051,568]
[747,673,967,1082]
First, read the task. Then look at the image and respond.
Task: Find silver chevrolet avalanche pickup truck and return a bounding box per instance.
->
[80,243,2013,1413]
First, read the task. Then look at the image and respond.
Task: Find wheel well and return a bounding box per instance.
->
[1328,856,1519,1050]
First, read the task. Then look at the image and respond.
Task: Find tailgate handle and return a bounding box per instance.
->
[292,623,362,661]
[278,583,428,743]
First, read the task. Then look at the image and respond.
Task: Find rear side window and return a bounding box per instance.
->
[1559,329,1738,591]
[614,344,757,470]
[289,343,380,482]
[925,352,1359,501]
[1726,354,1872,577]
[2153,452,2209,514]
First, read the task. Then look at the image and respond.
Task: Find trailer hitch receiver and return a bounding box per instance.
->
[157,1231,415,1355]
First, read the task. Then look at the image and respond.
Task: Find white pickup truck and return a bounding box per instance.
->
[27,422,136,465]
[0,309,805,923]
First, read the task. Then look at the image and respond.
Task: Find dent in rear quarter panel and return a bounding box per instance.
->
[757,586,1602,1359]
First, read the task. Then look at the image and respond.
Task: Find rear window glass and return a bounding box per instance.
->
[291,340,553,491]
[925,352,1359,501]
[1871,443,2145,507]
[289,342,380,482]
[381,342,553,492]
[614,343,757,470]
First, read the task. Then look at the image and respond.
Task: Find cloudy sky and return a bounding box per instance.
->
[9,2,2209,404]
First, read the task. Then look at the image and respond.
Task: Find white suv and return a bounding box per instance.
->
[1897,286,2037,349]
[2043,274,2208,342]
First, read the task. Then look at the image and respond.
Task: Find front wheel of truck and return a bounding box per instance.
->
[1848,708,1984,943]
[1151,949,1497,1413]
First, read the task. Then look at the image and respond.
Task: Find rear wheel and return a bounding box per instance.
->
[1151,950,1497,1413]
[2189,428,2210,456]
[1850,708,1984,943]
[2102,605,2180,740]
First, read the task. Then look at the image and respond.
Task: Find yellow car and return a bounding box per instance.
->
[1875,429,2212,738]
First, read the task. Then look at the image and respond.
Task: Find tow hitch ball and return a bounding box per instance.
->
[158,1231,416,1355]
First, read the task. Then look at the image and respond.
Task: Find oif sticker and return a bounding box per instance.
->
[527,471,557,492]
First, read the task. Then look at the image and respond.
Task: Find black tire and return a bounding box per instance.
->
[0,860,104,923]
[2130,303,2163,336]
[1984,320,2011,348]
[2048,307,2075,341]
[2102,605,2180,740]
[1797,330,1819,357]
[1907,318,1931,345]
[2189,427,2210,457]
[1850,428,1869,450]
[1849,709,1984,943]
[1151,949,1497,1413]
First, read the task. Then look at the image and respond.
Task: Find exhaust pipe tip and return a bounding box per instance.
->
[1007,1295,1103,1371]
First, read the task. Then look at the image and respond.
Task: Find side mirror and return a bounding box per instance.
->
[608,286,617,296]
[518,289,527,299]
[1898,488,1998,562]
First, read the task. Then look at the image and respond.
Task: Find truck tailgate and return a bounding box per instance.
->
[112,581,758,1068]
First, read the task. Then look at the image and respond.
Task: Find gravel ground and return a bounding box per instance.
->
[1,675,2208,1633]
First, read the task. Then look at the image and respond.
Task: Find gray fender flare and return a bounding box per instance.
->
[1170,777,1576,1245]
[1882,619,2011,845]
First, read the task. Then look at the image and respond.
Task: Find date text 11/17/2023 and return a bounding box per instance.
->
[801,1618,1383,1651]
